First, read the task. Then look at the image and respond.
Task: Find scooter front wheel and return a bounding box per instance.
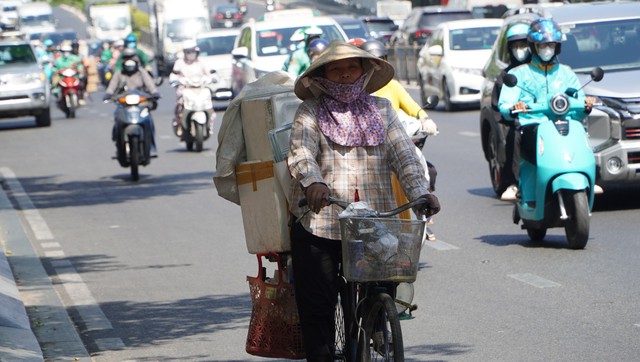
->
[564,190,589,249]
[526,227,547,241]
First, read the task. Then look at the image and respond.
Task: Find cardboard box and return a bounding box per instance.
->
[236,161,291,254]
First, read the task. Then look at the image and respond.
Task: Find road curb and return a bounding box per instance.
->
[0,185,43,361]
[0,178,92,361]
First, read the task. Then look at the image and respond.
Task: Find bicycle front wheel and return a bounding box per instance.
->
[361,293,404,361]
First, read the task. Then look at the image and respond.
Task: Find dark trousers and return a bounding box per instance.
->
[504,124,522,185]
[291,221,341,362]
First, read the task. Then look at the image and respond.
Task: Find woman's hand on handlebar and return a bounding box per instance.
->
[416,193,441,218]
[305,182,330,214]
[585,96,596,112]
[511,101,528,114]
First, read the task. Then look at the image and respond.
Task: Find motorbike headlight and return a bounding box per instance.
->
[124,94,141,105]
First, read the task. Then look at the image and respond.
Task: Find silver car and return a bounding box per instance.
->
[0,39,51,127]
[479,2,640,195]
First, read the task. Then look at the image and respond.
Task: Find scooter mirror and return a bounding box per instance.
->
[422,95,439,110]
[591,67,604,82]
[503,74,518,88]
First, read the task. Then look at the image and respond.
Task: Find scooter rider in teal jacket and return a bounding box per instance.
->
[498,18,595,125]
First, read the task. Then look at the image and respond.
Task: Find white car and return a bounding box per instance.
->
[196,28,240,109]
[230,8,348,96]
[417,18,503,111]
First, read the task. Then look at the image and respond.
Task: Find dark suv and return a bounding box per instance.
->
[360,16,398,44]
[479,2,640,196]
[389,6,472,46]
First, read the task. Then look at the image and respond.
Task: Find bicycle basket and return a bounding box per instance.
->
[339,217,425,283]
[246,252,305,359]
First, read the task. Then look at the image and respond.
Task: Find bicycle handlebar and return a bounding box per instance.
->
[298,196,430,218]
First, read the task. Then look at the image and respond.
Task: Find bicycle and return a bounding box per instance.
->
[302,196,430,361]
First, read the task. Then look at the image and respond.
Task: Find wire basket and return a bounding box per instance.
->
[339,217,425,283]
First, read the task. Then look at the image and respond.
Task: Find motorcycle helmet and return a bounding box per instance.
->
[60,44,72,56]
[307,38,329,62]
[43,39,53,47]
[528,18,563,62]
[360,40,388,60]
[123,59,139,74]
[506,22,531,63]
[182,40,200,62]
[122,47,138,59]
[124,33,138,49]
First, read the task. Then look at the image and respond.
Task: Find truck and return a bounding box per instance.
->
[376,0,411,26]
[16,2,55,37]
[86,3,132,41]
[149,0,211,76]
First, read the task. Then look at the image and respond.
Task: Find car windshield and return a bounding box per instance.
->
[449,26,500,50]
[197,34,236,56]
[365,21,395,33]
[419,12,472,27]
[216,5,239,14]
[0,44,36,66]
[20,14,53,27]
[339,20,369,40]
[256,24,344,57]
[97,16,129,31]
[33,31,77,45]
[166,18,209,42]
[560,18,640,72]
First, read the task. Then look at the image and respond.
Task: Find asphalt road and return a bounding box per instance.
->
[1,2,640,361]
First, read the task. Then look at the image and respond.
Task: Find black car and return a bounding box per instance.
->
[211,4,244,29]
[333,15,370,41]
[479,2,640,196]
[360,16,398,44]
[389,6,472,47]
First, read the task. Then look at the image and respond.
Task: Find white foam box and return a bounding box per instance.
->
[240,91,301,161]
[236,160,291,254]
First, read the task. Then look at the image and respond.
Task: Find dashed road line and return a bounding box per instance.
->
[508,273,561,288]
[459,131,480,137]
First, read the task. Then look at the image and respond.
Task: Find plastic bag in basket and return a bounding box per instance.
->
[245,253,304,359]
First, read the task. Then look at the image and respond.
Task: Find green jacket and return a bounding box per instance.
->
[114,48,150,72]
[53,54,84,72]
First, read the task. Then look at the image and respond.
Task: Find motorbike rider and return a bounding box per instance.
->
[282,26,323,77]
[498,18,596,200]
[306,38,328,63]
[103,48,161,154]
[360,39,438,236]
[52,43,84,97]
[169,40,215,134]
[114,33,152,73]
[491,22,532,201]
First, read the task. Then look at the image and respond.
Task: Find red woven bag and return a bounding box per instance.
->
[245,252,304,359]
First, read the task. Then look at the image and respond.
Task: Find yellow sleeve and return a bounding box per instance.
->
[389,79,425,118]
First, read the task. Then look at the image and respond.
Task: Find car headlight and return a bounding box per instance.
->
[24,72,43,84]
[451,67,482,76]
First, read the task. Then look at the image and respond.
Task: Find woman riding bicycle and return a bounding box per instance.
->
[287,40,441,361]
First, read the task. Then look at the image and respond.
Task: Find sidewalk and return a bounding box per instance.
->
[0,177,91,361]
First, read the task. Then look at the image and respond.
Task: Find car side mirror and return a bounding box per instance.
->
[231,46,249,59]
[210,69,217,74]
[391,24,399,31]
[428,45,443,57]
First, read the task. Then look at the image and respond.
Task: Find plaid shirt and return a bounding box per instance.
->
[288,96,430,240]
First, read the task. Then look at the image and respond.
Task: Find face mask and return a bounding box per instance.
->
[537,44,556,62]
[512,46,530,62]
[185,53,197,62]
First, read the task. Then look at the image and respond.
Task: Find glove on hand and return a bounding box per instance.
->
[102,93,112,102]
[416,193,441,218]
[305,182,330,214]
[419,116,439,136]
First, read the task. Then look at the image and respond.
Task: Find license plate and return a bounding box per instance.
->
[224,20,232,27]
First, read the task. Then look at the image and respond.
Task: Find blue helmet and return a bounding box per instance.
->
[124,33,137,48]
[506,22,529,43]
[527,18,562,44]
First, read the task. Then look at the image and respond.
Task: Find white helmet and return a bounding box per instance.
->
[182,39,200,53]
[60,44,72,53]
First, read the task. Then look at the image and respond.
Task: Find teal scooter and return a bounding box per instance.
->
[501,67,604,249]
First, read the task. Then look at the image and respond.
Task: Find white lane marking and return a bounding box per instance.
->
[95,337,125,350]
[508,273,561,288]
[0,167,54,240]
[44,250,65,258]
[423,239,459,250]
[53,260,113,331]
[460,131,480,137]
[41,242,61,249]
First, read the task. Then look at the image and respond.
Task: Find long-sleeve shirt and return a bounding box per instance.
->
[498,56,588,126]
[105,70,157,96]
[287,96,430,240]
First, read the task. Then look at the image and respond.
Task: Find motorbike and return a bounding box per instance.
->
[56,67,81,118]
[501,67,604,249]
[171,73,216,152]
[105,90,157,181]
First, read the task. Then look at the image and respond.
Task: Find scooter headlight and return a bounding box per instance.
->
[550,93,570,115]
